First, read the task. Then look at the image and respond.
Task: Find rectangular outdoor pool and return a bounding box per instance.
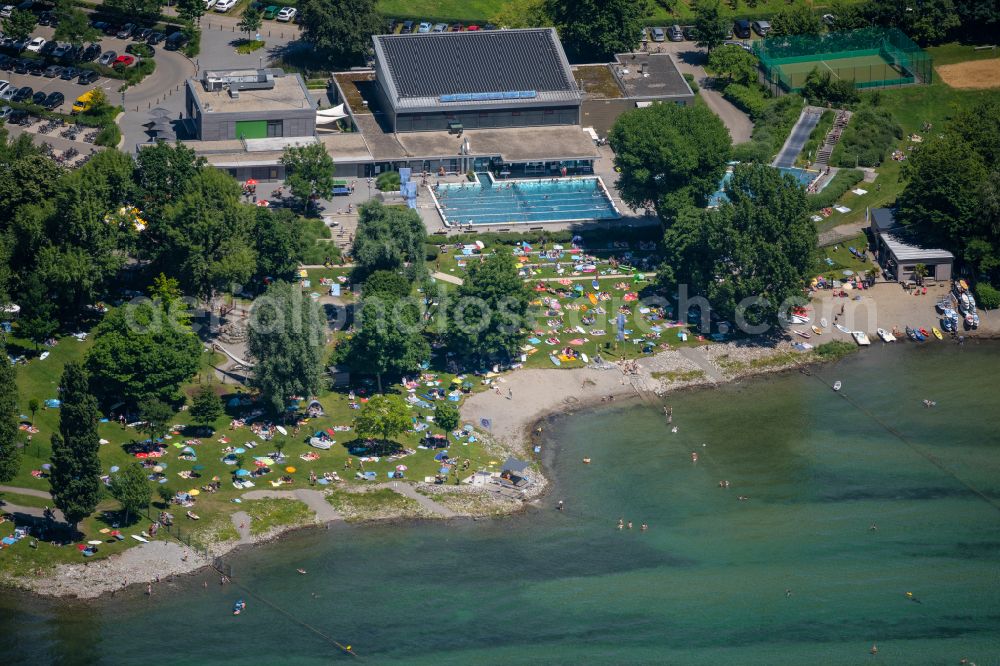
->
[708,166,819,207]
[431,174,621,226]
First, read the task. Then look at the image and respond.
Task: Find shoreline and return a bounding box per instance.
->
[6,334,993,600]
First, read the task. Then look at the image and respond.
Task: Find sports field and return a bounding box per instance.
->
[774,53,907,89]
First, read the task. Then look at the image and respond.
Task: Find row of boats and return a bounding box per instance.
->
[938,283,979,331]
[793,322,945,346]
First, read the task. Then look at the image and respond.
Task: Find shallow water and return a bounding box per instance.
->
[2,342,999,665]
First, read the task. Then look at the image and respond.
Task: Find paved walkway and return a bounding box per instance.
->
[773,106,824,168]
[677,347,725,383]
[0,485,51,499]
[432,271,464,285]
[373,482,457,517]
[230,511,253,544]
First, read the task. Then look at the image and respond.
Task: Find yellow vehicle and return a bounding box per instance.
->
[71,89,99,114]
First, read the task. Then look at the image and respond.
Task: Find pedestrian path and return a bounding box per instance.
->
[677,347,726,383]
[374,482,457,517]
[0,485,51,499]
[773,106,824,168]
[432,271,464,285]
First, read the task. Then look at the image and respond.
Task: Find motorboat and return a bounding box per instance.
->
[877,328,895,342]
[833,381,842,391]
[852,331,871,346]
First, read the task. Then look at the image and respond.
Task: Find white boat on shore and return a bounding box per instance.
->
[835,324,850,334]
[877,328,896,343]
[852,331,871,346]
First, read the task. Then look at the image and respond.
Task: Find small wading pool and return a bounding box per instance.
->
[709,166,820,207]
[430,174,621,226]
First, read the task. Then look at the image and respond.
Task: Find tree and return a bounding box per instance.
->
[659,163,817,327]
[253,207,304,281]
[708,44,758,86]
[49,363,102,531]
[247,280,326,414]
[135,141,204,219]
[189,384,223,429]
[280,143,335,212]
[238,5,263,40]
[693,0,729,51]
[545,0,649,61]
[28,398,40,426]
[490,0,549,28]
[298,0,382,67]
[354,394,410,443]
[609,102,731,219]
[17,272,59,350]
[0,347,21,482]
[770,4,822,37]
[53,0,99,42]
[352,201,428,281]
[139,398,174,442]
[176,0,205,23]
[363,270,412,301]
[85,302,202,409]
[148,272,186,322]
[103,0,162,20]
[434,401,460,433]
[802,68,860,107]
[347,288,430,392]
[109,464,151,524]
[447,252,531,362]
[2,9,37,41]
[157,484,175,508]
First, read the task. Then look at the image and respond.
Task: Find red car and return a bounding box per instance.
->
[466,25,480,31]
[114,54,135,67]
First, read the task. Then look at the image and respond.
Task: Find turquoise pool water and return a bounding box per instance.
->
[433,175,620,225]
[709,166,818,207]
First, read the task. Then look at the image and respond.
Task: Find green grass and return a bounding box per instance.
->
[715,350,803,373]
[817,233,873,276]
[235,39,266,54]
[327,488,421,522]
[925,42,1000,67]
[650,369,705,382]
[814,340,857,360]
[244,498,314,535]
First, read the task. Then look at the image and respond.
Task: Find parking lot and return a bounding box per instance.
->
[0,24,163,114]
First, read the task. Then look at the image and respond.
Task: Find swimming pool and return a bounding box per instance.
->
[431,174,621,226]
[708,166,819,207]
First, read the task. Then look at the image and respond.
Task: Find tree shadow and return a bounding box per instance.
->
[342,437,403,457]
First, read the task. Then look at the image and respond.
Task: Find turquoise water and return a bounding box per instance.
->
[709,166,818,207]
[2,342,999,664]
[433,175,619,225]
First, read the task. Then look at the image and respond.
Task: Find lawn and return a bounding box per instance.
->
[816,233,873,277]
[244,498,313,535]
[327,488,422,522]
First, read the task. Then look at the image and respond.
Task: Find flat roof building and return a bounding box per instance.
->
[185,68,315,142]
[870,208,953,282]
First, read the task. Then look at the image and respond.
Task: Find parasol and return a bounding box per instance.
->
[88,540,102,545]
[285,466,296,473]
[235,469,251,477]
[396,465,408,471]
[188,489,200,496]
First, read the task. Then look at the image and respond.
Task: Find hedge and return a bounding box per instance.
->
[683,72,698,93]
[807,169,864,210]
[722,83,767,119]
[975,282,1000,310]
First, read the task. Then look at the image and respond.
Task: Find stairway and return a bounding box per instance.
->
[815,109,852,168]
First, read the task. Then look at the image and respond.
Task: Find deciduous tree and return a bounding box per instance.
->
[545,0,649,61]
[708,44,758,86]
[238,5,263,40]
[352,201,427,281]
[355,394,410,443]
[247,281,326,414]
[189,384,224,429]
[176,0,205,23]
[54,0,99,42]
[49,363,102,531]
[2,9,37,41]
[280,143,335,212]
[434,401,460,433]
[609,102,731,218]
[693,0,729,51]
[139,398,174,441]
[109,463,152,524]
[0,346,21,482]
[297,0,382,67]
[490,0,549,28]
[770,4,822,37]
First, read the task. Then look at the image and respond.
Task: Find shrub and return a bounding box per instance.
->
[815,340,856,360]
[425,243,440,261]
[722,83,767,119]
[95,124,121,147]
[683,72,699,93]
[127,43,154,59]
[831,106,903,168]
[236,39,266,55]
[375,171,400,191]
[807,169,864,209]
[183,27,201,58]
[975,282,1000,310]
[736,93,803,163]
[802,68,860,107]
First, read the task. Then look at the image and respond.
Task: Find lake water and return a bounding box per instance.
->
[2,342,1000,664]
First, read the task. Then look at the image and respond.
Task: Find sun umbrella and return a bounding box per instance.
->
[152,465,163,472]
[396,465,408,471]
[77,543,87,551]
[256,200,269,207]
[110,465,119,473]
[149,107,171,117]
[285,466,296,473]
[88,540,102,545]
[189,489,200,496]
[235,447,246,454]
[246,178,257,186]
[41,463,51,470]
[235,469,251,477]
[212,475,220,482]
[99,528,110,534]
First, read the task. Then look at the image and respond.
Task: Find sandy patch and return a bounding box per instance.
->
[936,59,1000,89]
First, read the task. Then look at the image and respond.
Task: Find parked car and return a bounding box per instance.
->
[12,85,31,102]
[25,37,46,52]
[733,19,751,39]
[102,23,119,36]
[43,90,63,109]
[7,108,27,123]
[386,19,395,33]
[81,43,101,61]
[262,5,278,19]
[37,9,54,25]
[98,50,116,66]
[724,40,753,53]
[11,59,28,74]
[43,64,62,77]
[467,24,481,31]
[650,27,665,42]
[203,0,217,8]
[26,59,44,75]
[275,6,295,21]
[0,86,14,101]
[51,42,70,58]
[668,24,684,41]
[134,27,153,41]
[10,38,28,52]
[31,90,45,105]
[0,80,9,94]
[450,23,462,32]
[77,68,99,84]
[114,54,135,66]
[432,23,446,33]
[417,22,431,33]
[164,31,189,50]
[147,31,165,45]
[0,5,13,18]
[214,0,237,12]
[60,44,82,63]
[90,20,108,32]
[752,20,771,36]
[400,20,413,33]
[683,25,698,40]
[0,106,11,120]
[60,66,78,79]
[116,23,135,39]
[0,54,10,70]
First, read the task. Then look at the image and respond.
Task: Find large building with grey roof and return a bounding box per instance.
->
[370,28,582,132]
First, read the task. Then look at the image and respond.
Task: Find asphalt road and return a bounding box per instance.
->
[773,106,822,168]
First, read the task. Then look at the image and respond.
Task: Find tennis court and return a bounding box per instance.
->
[755,27,932,94]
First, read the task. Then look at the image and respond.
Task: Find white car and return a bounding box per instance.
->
[0,6,13,18]
[25,37,46,52]
[214,0,236,11]
[276,6,296,21]
[203,0,217,8]
[0,87,15,102]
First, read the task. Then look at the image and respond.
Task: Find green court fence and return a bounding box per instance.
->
[754,27,932,95]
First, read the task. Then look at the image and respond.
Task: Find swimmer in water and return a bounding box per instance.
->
[617,518,624,529]
[627,521,633,529]
[640,523,648,531]
[870,644,878,655]
[557,500,564,510]
[905,591,922,603]
[785,589,793,598]
[870,522,878,531]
